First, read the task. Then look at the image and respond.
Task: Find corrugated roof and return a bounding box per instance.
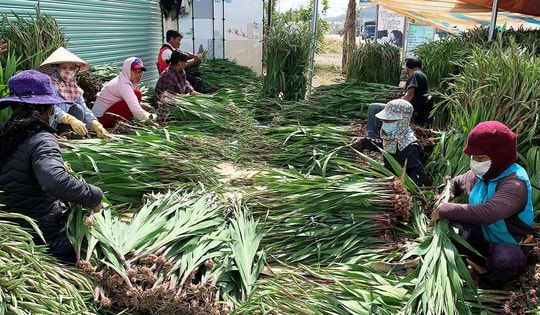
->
[373,0,540,34]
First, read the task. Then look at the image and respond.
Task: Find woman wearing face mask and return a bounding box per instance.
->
[92,57,159,128]
[373,99,426,186]
[430,120,535,289]
[39,47,109,139]
[0,70,104,264]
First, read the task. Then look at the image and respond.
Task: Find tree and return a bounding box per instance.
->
[342,0,356,73]
[272,0,330,53]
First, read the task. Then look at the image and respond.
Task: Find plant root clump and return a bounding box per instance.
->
[501,260,540,314]
[77,71,102,108]
[389,179,413,221]
[111,119,137,134]
[372,213,394,239]
[93,256,228,315]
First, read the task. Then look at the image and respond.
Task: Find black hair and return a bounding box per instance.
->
[165,29,183,42]
[0,103,54,162]
[167,51,189,65]
[390,30,403,46]
[405,57,422,69]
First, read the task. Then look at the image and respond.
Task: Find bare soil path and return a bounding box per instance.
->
[312,35,346,87]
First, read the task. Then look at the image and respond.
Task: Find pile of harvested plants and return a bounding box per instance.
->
[70,189,265,314]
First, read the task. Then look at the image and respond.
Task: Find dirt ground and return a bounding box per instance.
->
[312,35,346,87]
[315,53,342,67]
[312,35,406,89]
[312,53,344,87]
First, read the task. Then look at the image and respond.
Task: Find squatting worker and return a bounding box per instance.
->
[157,29,204,92]
[373,99,426,186]
[154,51,208,123]
[0,70,104,263]
[154,51,207,101]
[430,121,535,289]
[39,47,110,139]
[92,57,159,128]
[355,57,429,151]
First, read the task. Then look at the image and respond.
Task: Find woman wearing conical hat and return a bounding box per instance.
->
[39,47,110,139]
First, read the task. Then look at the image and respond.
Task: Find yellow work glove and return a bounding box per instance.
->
[59,114,88,136]
[89,120,110,139]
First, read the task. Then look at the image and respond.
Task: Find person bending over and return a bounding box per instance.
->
[92,57,159,128]
[157,29,204,92]
[356,57,429,151]
[353,99,426,186]
[0,70,103,264]
[430,121,535,289]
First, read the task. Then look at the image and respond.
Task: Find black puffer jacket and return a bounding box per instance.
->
[0,130,103,239]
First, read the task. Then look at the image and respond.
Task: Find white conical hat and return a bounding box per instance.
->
[38,47,90,73]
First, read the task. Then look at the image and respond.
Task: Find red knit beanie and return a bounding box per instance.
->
[463,121,517,180]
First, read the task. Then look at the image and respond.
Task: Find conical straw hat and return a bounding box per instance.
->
[38,47,90,74]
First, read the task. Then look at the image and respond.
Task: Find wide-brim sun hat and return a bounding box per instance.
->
[0,70,66,110]
[375,99,414,121]
[38,47,90,74]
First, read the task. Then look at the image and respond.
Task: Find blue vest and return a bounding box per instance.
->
[469,163,534,245]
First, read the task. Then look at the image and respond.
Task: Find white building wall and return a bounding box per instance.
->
[175,0,263,75]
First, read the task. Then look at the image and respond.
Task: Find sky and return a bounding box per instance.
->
[277,0,350,18]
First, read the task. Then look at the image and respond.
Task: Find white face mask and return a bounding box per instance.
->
[381,121,399,137]
[470,157,492,177]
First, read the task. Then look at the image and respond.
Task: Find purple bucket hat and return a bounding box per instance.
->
[0,70,65,110]
[375,99,414,121]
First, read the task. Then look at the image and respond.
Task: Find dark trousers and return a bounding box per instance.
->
[453,222,527,289]
[56,103,85,135]
[46,231,77,264]
[412,97,434,128]
[186,72,204,92]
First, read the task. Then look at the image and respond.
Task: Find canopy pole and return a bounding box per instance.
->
[488,0,499,41]
[307,0,319,96]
